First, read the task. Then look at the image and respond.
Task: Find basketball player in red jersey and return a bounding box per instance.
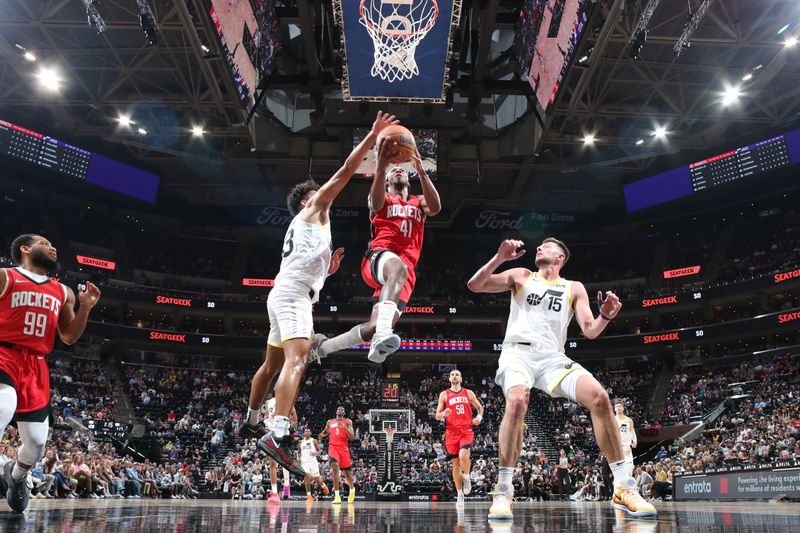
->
[319,406,356,504]
[311,138,441,364]
[0,234,101,513]
[435,369,484,505]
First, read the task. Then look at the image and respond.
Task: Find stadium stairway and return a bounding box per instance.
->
[646,363,674,423]
[524,411,558,462]
[704,220,738,282]
[107,360,146,437]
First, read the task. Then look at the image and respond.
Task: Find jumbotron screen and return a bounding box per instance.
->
[206,0,280,108]
[353,128,437,178]
[514,0,595,111]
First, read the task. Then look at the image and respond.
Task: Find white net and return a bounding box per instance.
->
[359,0,439,83]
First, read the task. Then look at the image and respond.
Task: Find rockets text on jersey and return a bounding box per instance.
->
[368,194,426,266]
[0,267,67,354]
[445,388,473,430]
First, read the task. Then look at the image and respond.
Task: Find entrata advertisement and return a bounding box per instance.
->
[674,463,800,501]
[333,0,462,102]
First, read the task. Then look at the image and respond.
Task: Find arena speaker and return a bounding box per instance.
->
[248,116,292,153]
[500,112,543,158]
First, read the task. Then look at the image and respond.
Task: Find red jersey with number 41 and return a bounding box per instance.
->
[328,419,351,447]
[445,388,473,431]
[369,193,426,266]
[0,268,67,354]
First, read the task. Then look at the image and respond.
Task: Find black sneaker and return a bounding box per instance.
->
[257,431,306,478]
[4,461,30,513]
[238,421,265,439]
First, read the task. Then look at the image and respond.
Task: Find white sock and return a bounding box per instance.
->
[335,490,340,498]
[273,415,290,438]
[610,459,634,489]
[375,301,398,336]
[457,489,463,497]
[320,325,364,355]
[498,466,514,488]
[12,463,29,482]
[271,484,278,493]
[307,491,311,496]
[283,469,290,485]
[246,407,260,426]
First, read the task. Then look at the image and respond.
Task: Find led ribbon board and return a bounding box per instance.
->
[333,0,462,102]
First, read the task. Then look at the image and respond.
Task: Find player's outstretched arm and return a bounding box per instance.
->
[630,420,638,449]
[308,111,398,214]
[467,239,529,294]
[319,421,330,440]
[368,137,391,213]
[58,282,101,345]
[572,281,621,340]
[413,150,441,217]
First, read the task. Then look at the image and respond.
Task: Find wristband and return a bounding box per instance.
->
[599,312,612,321]
[475,414,483,422]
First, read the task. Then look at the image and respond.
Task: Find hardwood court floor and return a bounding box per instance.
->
[2,498,800,532]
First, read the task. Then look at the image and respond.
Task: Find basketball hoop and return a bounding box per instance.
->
[359,0,439,83]
[385,426,396,446]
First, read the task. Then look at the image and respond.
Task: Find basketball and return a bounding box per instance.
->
[377,125,416,164]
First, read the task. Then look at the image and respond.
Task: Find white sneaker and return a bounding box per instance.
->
[308,333,328,364]
[367,332,401,363]
[488,483,513,521]
[456,493,465,505]
[462,474,472,496]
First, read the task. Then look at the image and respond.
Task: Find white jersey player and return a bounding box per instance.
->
[298,428,329,501]
[615,400,637,476]
[241,112,401,481]
[468,237,656,520]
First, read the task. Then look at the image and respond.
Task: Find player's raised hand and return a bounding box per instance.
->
[497,240,526,262]
[328,247,345,275]
[370,111,399,137]
[78,282,101,308]
[598,290,622,319]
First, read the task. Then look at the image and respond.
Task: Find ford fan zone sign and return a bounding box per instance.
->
[333,0,462,102]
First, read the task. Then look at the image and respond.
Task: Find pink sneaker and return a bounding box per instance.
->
[267,492,280,505]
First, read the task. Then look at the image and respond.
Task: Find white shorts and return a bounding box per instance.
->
[623,446,634,463]
[267,282,314,348]
[302,460,320,477]
[495,343,592,401]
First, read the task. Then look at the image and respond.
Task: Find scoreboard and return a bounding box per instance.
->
[690,135,791,192]
[382,379,401,406]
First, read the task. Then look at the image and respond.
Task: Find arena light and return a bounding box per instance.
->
[785,36,798,48]
[583,134,596,145]
[117,115,132,127]
[742,73,753,81]
[635,138,645,146]
[24,51,36,62]
[137,127,147,135]
[653,126,668,139]
[722,85,741,107]
[36,66,61,91]
[191,125,205,137]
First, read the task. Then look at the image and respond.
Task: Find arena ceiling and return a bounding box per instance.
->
[1,0,799,218]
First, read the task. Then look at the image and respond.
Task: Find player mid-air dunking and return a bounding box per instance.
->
[319,407,356,504]
[0,234,101,513]
[435,369,484,505]
[467,238,656,521]
[615,400,637,477]
[310,138,441,364]
[241,112,400,479]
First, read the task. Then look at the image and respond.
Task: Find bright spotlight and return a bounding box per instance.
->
[137,127,147,135]
[191,126,205,137]
[635,139,645,146]
[24,51,36,62]
[722,86,741,107]
[117,115,132,126]
[583,134,595,145]
[785,36,798,48]
[742,73,753,81]
[653,126,668,139]
[36,67,60,91]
